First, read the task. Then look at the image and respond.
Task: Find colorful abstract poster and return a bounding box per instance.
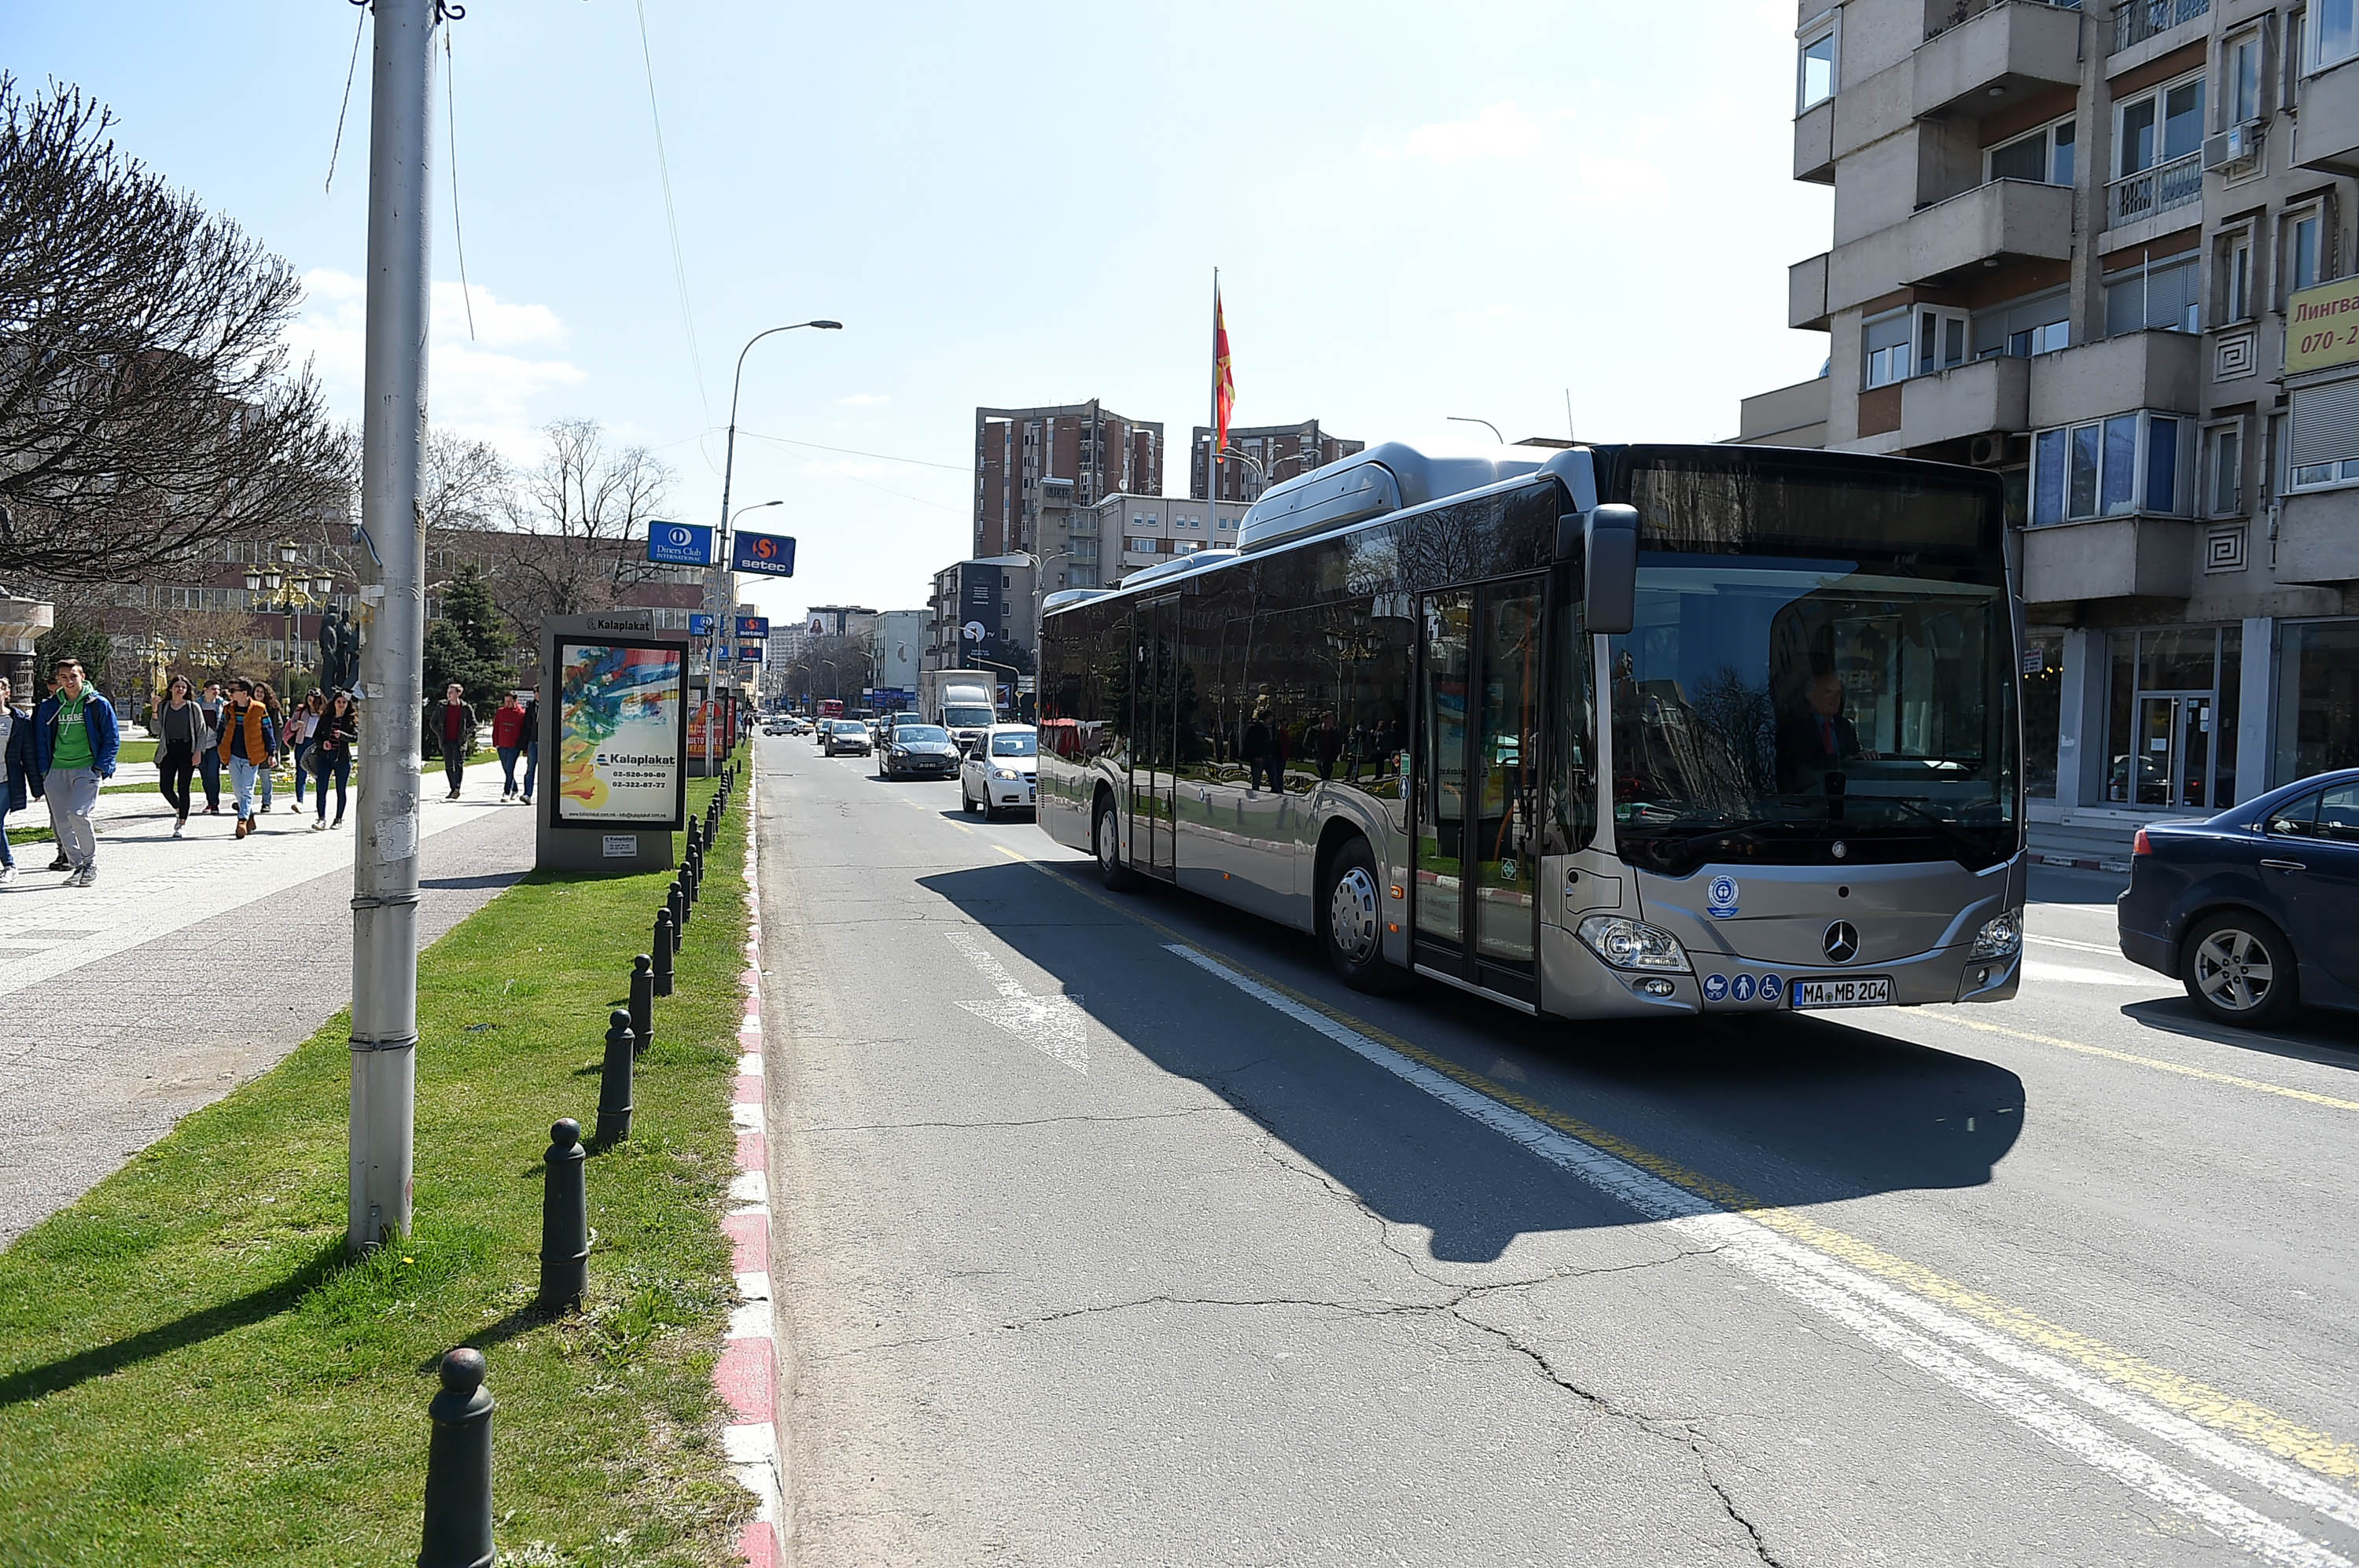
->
[555,640,686,828]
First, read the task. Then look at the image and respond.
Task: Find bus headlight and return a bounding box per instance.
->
[1577,915,1692,973]
[1969,910,2022,959]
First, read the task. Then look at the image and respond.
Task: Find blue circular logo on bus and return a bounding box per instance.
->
[1706,876,1739,918]
[1702,974,1729,1002]
[1732,974,1758,1003]
[1760,973,1783,1001]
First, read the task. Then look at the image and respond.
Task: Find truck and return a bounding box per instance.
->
[921,668,999,751]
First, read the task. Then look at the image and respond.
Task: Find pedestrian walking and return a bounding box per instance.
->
[255,683,286,812]
[310,688,357,830]
[285,690,322,810]
[0,677,35,886]
[519,690,539,806]
[491,690,528,802]
[196,680,226,814]
[217,677,278,840]
[153,675,213,837]
[436,683,471,800]
[31,658,120,886]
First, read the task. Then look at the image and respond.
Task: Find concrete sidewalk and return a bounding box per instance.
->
[0,780,541,1247]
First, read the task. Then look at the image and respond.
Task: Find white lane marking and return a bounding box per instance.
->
[945,927,1087,1075]
[2023,960,2172,988]
[2028,933,2126,957]
[1165,943,2353,1566]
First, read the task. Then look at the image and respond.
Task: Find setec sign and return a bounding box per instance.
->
[2285,278,2359,375]
[735,616,769,639]
[646,521,716,566]
[731,531,797,577]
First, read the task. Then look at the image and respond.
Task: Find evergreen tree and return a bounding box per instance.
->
[421,561,512,723]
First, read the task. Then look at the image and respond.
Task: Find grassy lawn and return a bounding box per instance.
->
[117,738,156,767]
[0,764,753,1566]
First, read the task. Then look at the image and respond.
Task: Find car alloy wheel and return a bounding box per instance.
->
[2182,911,2298,1028]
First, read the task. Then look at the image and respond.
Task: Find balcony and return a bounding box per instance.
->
[2297,57,2359,175]
[2275,491,2359,583]
[1899,355,2030,449]
[1795,98,1833,184]
[1825,179,2074,315]
[2028,329,2201,429]
[1790,252,1830,331]
[2106,150,2201,230]
[2021,515,2198,602]
[1916,2,2084,120]
[2112,0,2207,54]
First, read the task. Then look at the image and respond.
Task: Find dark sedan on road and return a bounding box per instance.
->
[878,723,962,781]
[2118,769,2359,1028]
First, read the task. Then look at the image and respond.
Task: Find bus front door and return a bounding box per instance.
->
[1412,577,1542,1001]
[1128,595,1180,879]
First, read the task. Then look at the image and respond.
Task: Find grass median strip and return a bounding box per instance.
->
[0,771,751,1567]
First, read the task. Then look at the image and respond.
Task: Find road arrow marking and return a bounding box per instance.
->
[946,928,1087,1075]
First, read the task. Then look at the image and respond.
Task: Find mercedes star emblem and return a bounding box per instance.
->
[1823,922,1860,963]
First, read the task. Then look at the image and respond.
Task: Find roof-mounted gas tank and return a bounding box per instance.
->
[1236,440,1584,554]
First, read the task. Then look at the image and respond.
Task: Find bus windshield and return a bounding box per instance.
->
[1609,555,2016,875]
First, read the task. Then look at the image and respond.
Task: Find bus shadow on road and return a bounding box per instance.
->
[915,859,2029,1264]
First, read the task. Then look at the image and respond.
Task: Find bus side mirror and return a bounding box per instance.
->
[1582,504,1639,636]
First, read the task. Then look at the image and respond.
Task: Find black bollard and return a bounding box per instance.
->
[538,1119,587,1312]
[630,955,655,1058]
[652,914,675,997]
[669,878,689,933]
[686,818,703,857]
[594,1010,635,1145]
[418,1347,495,1568]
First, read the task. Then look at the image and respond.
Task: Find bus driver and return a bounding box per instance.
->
[1776,657,1879,792]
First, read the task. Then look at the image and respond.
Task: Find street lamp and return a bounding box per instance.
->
[704,321,839,773]
[247,544,335,685]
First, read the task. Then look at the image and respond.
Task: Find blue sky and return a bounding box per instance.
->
[13,1,1831,622]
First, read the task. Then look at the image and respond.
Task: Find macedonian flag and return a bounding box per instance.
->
[1213,282,1236,464]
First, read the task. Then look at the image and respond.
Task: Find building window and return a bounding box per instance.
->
[1798,28,1835,111]
[1915,305,1970,375]
[2105,625,2242,808]
[2030,411,2192,524]
[2022,632,2066,800]
[2207,422,2247,514]
[2103,252,2201,335]
[2221,229,2254,322]
[2316,0,2358,70]
[2274,618,2359,783]
[2287,379,2359,488]
[1974,288,2071,359]
[2110,74,2205,224]
[1862,309,1912,388]
[1986,116,2076,186]
[2285,207,2325,297]
[2228,30,2264,123]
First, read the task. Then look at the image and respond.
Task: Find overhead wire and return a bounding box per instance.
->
[733,431,970,473]
[323,0,369,195]
[631,0,713,426]
[443,28,477,340]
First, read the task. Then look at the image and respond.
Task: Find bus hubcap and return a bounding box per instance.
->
[2195,929,2273,1011]
[1330,866,1379,964]
[1096,810,1117,870]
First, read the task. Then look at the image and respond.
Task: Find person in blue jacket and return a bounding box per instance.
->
[0,674,39,885]
[31,657,120,887]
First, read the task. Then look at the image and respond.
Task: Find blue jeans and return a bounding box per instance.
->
[315,750,350,821]
[0,796,13,869]
[497,745,521,794]
[521,741,539,800]
[291,739,311,801]
[229,756,262,818]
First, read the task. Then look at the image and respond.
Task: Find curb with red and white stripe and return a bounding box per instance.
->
[714,769,782,1566]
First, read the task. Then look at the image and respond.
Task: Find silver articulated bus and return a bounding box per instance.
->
[1033,441,2026,1019]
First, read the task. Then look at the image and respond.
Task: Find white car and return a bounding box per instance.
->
[960,724,1038,819]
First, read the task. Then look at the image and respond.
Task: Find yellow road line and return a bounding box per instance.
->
[1930,1014,2359,1116]
[988,839,2359,1482]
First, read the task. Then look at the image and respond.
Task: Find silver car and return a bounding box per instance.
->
[959,724,1038,819]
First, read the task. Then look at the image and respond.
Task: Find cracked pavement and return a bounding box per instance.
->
[756,737,2359,1567]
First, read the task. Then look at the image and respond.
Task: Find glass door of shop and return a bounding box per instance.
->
[2132,692,2214,809]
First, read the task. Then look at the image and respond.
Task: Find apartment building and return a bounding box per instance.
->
[926,556,1036,675]
[1186,420,1365,502]
[1737,0,2359,862]
[972,402,1164,559]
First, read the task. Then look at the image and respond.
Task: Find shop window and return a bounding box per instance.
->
[2022,634,2066,799]
[2105,626,2242,808]
[2274,619,2359,784]
[2030,411,2192,525]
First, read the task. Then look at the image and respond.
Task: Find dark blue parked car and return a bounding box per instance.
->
[2118,769,2359,1029]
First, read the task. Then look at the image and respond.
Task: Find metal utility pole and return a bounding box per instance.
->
[349,0,438,1256]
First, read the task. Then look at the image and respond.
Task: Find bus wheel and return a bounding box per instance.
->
[1094,796,1139,891]
[1323,837,1404,992]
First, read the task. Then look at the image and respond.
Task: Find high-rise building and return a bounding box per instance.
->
[1736,0,2359,862]
[973,402,1162,558]
[1188,419,1363,502]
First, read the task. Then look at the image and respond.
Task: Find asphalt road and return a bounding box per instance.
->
[753,731,2359,1567]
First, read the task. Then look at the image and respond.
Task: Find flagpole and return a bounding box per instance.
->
[1208,267,1220,504]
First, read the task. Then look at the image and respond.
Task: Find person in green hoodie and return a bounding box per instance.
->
[32,658,120,887]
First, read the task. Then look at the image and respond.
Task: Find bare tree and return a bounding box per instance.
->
[0,77,347,583]
[487,418,673,639]
[422,428,508,544]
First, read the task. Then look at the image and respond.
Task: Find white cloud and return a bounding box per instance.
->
[289,267,585,459]
[836,392,892,407]
[1402,101,1541,163]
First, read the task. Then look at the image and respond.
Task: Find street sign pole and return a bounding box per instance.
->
[349,0,435,1256]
